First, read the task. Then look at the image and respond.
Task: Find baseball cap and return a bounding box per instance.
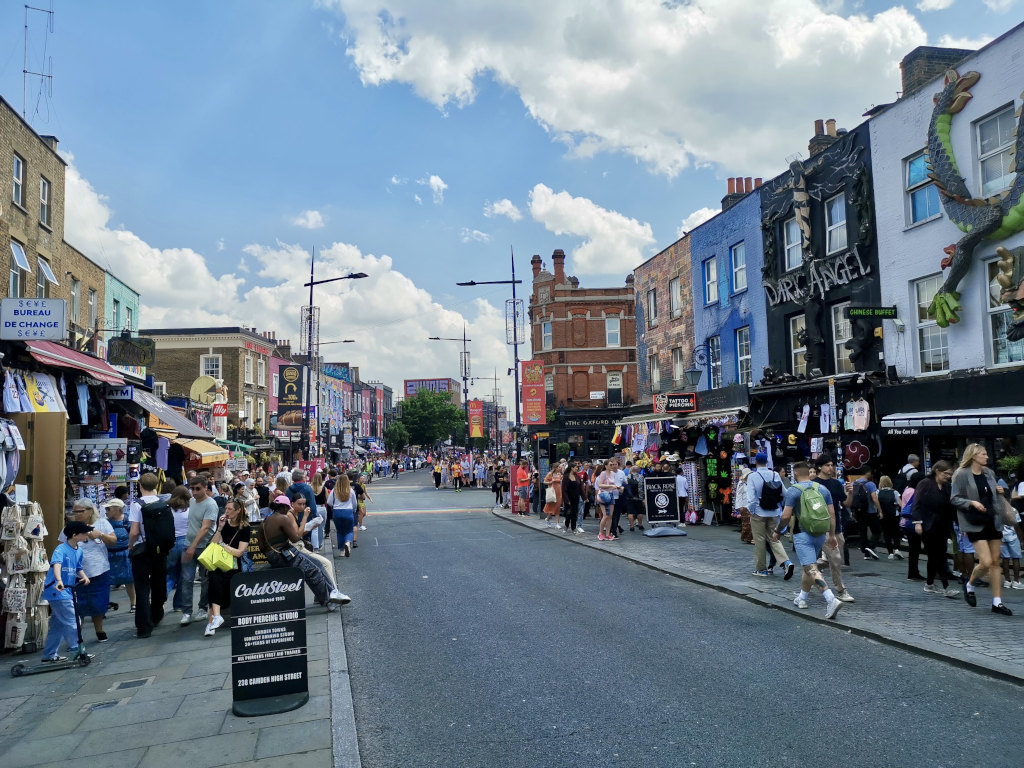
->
[103,498,125,509]
[754,451,769,463]
[273,495,292,507]
[63,521,94,537]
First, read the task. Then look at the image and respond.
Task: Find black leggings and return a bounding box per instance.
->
[923,527,951,588]
[494,484,502,505]
[563,496,579,530]
[906,529,923,577]
[881,514,901,555]
[856,510,881,552]
[433,472,442,488]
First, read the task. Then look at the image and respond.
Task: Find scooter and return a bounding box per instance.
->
[10,584,92,677]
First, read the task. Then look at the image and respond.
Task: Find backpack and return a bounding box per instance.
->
[851,481,870,513]
[797,483,831,535]
[899,492,914,530]
[753,469,784,511]
[893,471,909,495]
[140,500,175,556]
[878,487,900,518]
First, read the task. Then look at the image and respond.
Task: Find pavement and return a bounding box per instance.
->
[0,535,359,768]
[492,505,1024,683]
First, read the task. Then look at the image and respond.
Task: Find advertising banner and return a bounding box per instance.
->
[653,392,697,413]
[277,365,304,430]
[643,476,680,524]
[468,400,484,438]
[521,360,546,426]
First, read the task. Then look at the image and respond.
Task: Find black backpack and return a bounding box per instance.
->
[851,481,870,513]
[878,487,900,517]
[754,469,784,511]
[140,500,175,556]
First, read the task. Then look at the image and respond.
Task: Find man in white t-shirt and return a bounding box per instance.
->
[128,473,165,639]
[180,476,220,626]
[675,468,690,528]
[608,459,629,537]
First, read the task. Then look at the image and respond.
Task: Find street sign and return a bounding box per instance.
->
[846,306,897,319]
[230,568,309,717]
[225,458,248,471]
[0,298,66,340]
[643,476,680,524]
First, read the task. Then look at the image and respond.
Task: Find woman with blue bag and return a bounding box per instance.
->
[103,497,136,614]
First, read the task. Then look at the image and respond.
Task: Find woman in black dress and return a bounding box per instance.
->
[203,499,250,637]
[911,461,959,598]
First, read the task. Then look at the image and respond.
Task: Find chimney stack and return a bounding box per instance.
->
[552,249,566,284]
[531,254,542,279]
[721,176,747,211]
[755,178,763,188]
[744,177,753,193]
[899,45,975,97]
[808,119,840,156]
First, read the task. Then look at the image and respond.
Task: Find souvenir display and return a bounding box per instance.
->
[66,439,131,508]
[1,502,50,651]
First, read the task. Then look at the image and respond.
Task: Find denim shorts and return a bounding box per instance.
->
[1001,534,1022,560]
[792,531,827,567]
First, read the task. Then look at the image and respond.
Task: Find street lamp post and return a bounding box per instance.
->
[457,247,524,461]
[301,249,367,459]
[428,327,472,449]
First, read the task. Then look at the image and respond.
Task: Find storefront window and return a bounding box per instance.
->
[988,260,1024,365]
[607,371,622,405]
[915,275,949,373]
[790,315,807,376]
[832,302,854,373]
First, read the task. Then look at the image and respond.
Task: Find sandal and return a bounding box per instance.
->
[130,604,137,614]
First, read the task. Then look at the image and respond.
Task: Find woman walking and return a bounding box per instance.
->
[329,474,358,558]
[951,444,1012,615]
[433,460,443,490]
[543,462,564,528]
[203,499,250,637]
[103,498,135,613]
[876,476,904,560]
[911,462,959,598]
[595,460,622,541]
[65,500,116,642]
[164,487,193,611]
[903,471,925,580]
[562,461,582,533]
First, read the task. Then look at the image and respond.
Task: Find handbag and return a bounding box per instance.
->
[545,487,557,504]
[961,503,993,527]
[198,541,236,572]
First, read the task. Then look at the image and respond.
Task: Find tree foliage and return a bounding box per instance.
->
[383,421,410,454]
[399,391,465,446]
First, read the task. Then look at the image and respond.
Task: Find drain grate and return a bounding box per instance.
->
[108,676,155,692]
[79,697,128,713]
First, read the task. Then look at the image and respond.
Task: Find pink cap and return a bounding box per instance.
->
[273,495,292,506]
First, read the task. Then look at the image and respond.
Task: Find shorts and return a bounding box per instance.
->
[966,522,1002,544]
[597,491,614,505]
[956,529,975,555]
[1001,535,1022,560]
[517,487,529,500]
[792,531,827,567]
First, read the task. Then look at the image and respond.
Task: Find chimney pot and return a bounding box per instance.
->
[754,178,763,188]
[552,249,566,284]
[814,119,824,136]
[825,119,837,137]
[744,177,753,193]
[727,177,736,194]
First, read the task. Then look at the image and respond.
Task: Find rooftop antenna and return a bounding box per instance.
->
[23,1,55,121]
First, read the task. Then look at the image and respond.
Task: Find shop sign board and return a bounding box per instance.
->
[229,568,309,717]
[468,400,484,438]
[521,360,546,425]
[106,385,134,400]
[107,336,156,367]
[653,393,697,413]
[277,366,304,417]
[212,403,228,418]
[846,306,897,319]
[0,298,66,340]
[225,458,248,472]
[643,476,680,524]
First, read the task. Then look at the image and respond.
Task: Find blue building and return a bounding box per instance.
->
[100,270,144,380]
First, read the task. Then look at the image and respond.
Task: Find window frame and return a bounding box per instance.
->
[243,396,255,424]
[790,315,807,376]
[244,355,254,385]
[831,301,854,374]
[256,398,266,429]
[648,353,661,390]
[153,382,167,397]
[730,242,747,293]
[606,371,623,405]
[125,306,134,332]
[70,278,81,323]
[977,105,1015,198]
[541,320,553,350]
[669,277,682,318]
[12,153,24,208]
[704,257,718,304]
[88,289,97,329]
[736,326,751,386]
[257,358,267,386]
[605,316,620,347]
[914,274,949,374]
[35,263,46,298]
[784,217,802,272]
[708,335,722,389]
[825,193,848,255]
[905,150,941,225]
[986,258,1024,366]
[647,288,658,327]
[39,176,51,227]
[112,299,121,330]
[200,353,222,380]
[671,346,686,383]
[272,372,280,398]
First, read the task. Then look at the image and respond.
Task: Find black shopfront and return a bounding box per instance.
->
[533,407,620,463]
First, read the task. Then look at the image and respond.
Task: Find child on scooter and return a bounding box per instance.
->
[40,521,92,663]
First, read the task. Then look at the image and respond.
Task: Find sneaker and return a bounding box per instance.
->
[752,570,769,577]
[607,535,617,541]
[555,524,562,530]
[923,583,944,595]
[1004,580,1012,588]
[329,589,352,605]
[194,609,208,622]
[887,553,896,560]
[783,561,795,581]
[825,598,843,620]
[96,632,108,643]
[574,529,583,536]
[203,622,216,637]
[766,568,774,575]
[638,524,645,530]
[1012,582,1024,590]
[209,615,225,631]
[944,587,961,599]
[180,613,192,626]
[793,596,809,609]
[41,654,68,663]
[893,551,904,560]
[864,548,879,561]
[992,603,1014,616]
[577,527,585,534]
[359,525,367,531]
[344,542,352,558]
[836,591,855,603]
[816,558,828,568]
[598,534,607,541]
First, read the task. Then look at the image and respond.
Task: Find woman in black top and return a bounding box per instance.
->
[561,462,582,532]
[911,461,958,598]
[203,499,250,637]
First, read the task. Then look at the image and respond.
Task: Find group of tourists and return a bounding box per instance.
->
[39,462,369,663]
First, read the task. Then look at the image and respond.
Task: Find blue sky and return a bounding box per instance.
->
[0,0,1018,406]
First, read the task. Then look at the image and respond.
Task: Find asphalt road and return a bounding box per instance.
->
[341,474,1024,768]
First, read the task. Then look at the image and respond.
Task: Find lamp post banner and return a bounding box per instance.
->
[521,360,546,426]
[468,400,485,438]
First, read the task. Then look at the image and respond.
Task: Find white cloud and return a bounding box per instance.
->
[916,0,954,10]
[390,174,407,185]
[483,198,523,221]
[677,206,718,238]
[460,228,491,243]
[936,33,993,48]
[216,238,225,251]
[321,0,926,177]
[528,183,655,274]
[982,0,1015,11]
[291,209,325,229]
[413,193,423,205]
[417,174,447,204]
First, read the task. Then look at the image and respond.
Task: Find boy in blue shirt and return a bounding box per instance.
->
[41,521,92,662]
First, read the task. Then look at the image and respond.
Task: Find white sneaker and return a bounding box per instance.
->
[793,596,809,609]
[825,597,843,620]
[836,591,855,603]
[180,613,192,626]
[203,622,216,637]
[555,524,562,530]
[577,527,585,533]
[209,615,225,631]
[893,551,904,560]
[1004,580,1012,588]
[359,525,367,531]
[329,589,351,605]
[194,609,208,622]
[887,553,896,560]
[923,583,944,595]
[1013,581,1024,590]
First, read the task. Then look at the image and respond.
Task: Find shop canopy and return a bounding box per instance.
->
[25,340,125,386]
[173,437,229,465]
[130,388,214,440]
[881,407,1024,435]
[614,412,675,427]
[216,439,256,452]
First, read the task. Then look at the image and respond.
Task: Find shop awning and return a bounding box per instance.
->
[131,389,214,439]
[216,439,256,452]
[882,407,1024,433]
[25,340,125,385]
[351,444,367,455]
[614,413,675,427]
[675,406,747,424]
[173,437,229,465]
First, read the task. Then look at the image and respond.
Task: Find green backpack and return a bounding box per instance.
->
[798,483,831,535]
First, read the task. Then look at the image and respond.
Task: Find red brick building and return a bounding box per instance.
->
[528,249,637,460]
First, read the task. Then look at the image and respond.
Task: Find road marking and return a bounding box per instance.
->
[367,508,484,515]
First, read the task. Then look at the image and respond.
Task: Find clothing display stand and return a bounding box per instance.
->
[1,501,50,654]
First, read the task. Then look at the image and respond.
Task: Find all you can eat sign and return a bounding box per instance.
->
[0,299,67,340]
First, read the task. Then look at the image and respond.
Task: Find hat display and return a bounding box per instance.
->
[662,453,680,463]
[63,521,94,537]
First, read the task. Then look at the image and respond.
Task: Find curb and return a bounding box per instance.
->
[326,540,362,768]
[491,508,1024,687]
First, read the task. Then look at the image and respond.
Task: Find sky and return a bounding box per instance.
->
[0,0,1017,412]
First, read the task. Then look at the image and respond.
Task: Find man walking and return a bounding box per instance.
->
[128,473,168,639]
[813,456,855,603]
[180,475,219,626]
[746,452,795,579]
[851,468,883,561]
[777,462,843,619]
[675,465,689,527]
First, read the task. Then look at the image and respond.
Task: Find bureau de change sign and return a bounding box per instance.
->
[230,568,309,717]
[0,298,66,340]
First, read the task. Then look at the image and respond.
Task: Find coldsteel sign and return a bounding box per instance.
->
[653,393,697,413]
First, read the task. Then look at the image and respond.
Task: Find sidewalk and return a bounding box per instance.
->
[0,541,359,768]
[493,507,1024,683]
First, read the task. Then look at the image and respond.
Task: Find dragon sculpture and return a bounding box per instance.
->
[926,70,1024,326]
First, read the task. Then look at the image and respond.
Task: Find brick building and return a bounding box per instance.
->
[140,327,281,433]
[528,249,637,461]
